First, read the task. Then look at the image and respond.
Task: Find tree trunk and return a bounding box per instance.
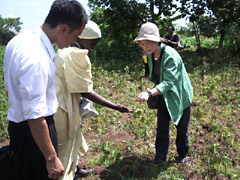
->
[126,35,130,61]
[193,21,201,50]
[107,40,109,62]
[196,32,201,50]
[150,0,154,22]
[218,30,225,49]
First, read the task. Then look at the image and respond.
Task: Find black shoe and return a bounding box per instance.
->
[76,167,94,177]
[151,159,165,166]
[177,156,189,163]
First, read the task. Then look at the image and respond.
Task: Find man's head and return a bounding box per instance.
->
[76,20,102,52]
[167,25,175,35]
[43,0,88,49]
[44,0,88,32]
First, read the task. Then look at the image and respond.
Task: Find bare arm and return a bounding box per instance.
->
[28,117,64,179]
[162,38,178,47]
[168,40,178,47]
[81,91,132,113]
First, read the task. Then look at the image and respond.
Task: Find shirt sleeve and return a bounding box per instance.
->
[18,57,49,120]
[3,62,8,92]
[174,34,179,42]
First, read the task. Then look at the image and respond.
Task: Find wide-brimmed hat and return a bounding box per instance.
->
[79,20,102,39]
[133,22,161,43]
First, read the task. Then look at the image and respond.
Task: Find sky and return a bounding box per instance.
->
[0,0,90,31]
[0,0,187,32]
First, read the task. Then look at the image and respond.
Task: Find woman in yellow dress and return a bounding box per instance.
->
[54,21,132,180]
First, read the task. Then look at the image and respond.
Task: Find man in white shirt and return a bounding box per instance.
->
[3,0,88,179]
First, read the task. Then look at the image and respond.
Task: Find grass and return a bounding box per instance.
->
[0,46,9,140]
[0,36,239,179]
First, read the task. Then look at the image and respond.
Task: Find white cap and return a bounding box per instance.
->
[79,20,102,39]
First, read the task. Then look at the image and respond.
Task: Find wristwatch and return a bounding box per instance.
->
[147,88,153,97]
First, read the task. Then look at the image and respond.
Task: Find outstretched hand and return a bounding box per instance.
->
[115,104,133,113]
[136,92,149,102]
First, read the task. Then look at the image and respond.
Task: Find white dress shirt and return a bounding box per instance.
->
[4,28,58,123]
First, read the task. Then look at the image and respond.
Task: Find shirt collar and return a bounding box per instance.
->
[33,27,56,60]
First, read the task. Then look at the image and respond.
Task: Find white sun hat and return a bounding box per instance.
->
[79,20,102,39]
[133,22,161,43]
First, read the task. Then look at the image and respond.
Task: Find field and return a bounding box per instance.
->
[0,39,239,180]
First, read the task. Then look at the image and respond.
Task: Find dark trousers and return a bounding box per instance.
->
[144,62,149,76]
[155,102,191,161]
[8,115,58,180]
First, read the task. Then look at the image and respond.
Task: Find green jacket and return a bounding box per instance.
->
[147,44,193,125]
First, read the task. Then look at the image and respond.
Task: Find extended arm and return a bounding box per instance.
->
[162,38,178,47]
[81,91,132,113]
[167,40,178,47]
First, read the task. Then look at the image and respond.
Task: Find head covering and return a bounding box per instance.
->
[133,22,161,43]
[79,20,102,39]
[168,24,175,31]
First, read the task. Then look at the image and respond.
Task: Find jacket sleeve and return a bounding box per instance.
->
[155,54,181,94]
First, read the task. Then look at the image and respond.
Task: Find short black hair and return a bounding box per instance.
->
[168,25,175,31]
[44,0,88,32]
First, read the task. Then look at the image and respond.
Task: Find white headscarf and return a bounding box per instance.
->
[78,20,102,39]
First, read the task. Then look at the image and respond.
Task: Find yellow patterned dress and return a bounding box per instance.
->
[54,47,93,180]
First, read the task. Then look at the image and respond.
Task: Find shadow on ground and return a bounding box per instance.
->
[99,155,177,180]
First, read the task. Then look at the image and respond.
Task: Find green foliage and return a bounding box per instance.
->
[88,0,240,62]
[0,46,9,140]
[0,15,22,45]
[224,23,240,56]
[206,0,240,48]
[146,0,179,22]
[179,0,240,49]
[206,0,240,29]
[196,16,218,38]
[176,25,194,37]
[99,141,122,165]
[89,0,148,63]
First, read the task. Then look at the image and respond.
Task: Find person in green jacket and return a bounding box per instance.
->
[134,22,193,165]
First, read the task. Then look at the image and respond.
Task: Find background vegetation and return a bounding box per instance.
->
[0,0,239,179]
[0,15,22,45]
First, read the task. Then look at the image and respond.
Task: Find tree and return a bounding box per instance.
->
[197,16,218,38]
[146,0,179,23]
[88,0,148,61]
[178,0,208,49]
[0,15,22,45]
[206,0,240,49]
[179,0,240,49]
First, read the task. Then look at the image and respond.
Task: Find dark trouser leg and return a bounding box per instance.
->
[144,62,149,76]
[155,104,171,161]
[176,106,191,158]
[8,115,58,180]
